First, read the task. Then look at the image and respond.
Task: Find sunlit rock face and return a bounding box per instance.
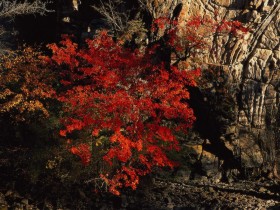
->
[179,0,280,170]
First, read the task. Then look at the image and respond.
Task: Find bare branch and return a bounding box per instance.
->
[92,0,130,34]
[0,0,53,19]
[0,0,53,55]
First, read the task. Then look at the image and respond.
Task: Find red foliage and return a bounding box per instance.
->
[70,143,91,166]
[48,31,197,194]
[48,15,247,195]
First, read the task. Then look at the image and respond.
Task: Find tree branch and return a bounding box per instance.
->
[0,0,53,19]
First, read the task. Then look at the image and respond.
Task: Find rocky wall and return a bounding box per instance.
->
[179,0,280,176]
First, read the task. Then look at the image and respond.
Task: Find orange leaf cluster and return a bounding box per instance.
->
[0,47,56,123]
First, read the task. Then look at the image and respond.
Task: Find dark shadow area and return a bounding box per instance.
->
[14,2,58,45]
[188,87,241,179]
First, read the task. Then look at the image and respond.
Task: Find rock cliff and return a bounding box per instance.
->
[180,0,280,177]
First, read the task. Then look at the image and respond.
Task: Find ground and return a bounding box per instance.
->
[1,177,280,209]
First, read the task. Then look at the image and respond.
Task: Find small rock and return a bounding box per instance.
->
[257,203,263,207]
[258,187,267,193]
[21,199,28,205]
[233,197,239,202]
[166,203,174,209]
[208,187,215,193]
[5,190,13,197]
[0,204,8,210]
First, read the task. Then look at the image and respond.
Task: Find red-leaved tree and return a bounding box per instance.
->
[48,15,247,195]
